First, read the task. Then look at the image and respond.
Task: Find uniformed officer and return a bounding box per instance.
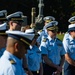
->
[0,30,36,75]
[43,16,55,26]
[63,24,75,75]
[0,22,7,57]
[0,10,7,24]
[39,21,66,75]
[0,10,8,57]
[7,12,32,75]
[7,11,24,31]
[37,16,55,46]
[68,16,75,24]
[25,29,43,75]
[63,16,75,41]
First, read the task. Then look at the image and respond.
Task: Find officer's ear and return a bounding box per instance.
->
[14,42,19,52]
[9,21,13,26]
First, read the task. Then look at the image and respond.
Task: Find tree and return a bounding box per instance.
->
[0,0,75,32]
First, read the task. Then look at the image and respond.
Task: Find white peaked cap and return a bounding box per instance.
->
[0,23,7,30]
[6,30,35,41]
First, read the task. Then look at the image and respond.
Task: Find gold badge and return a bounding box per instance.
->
[9,60,16,64]
[43,38,47,42]
[39,29,43,32]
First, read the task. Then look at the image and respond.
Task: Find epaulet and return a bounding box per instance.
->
[9,59,16,64]
[38,29,43,32]
[38,29,44,35]
[42,38,47,42]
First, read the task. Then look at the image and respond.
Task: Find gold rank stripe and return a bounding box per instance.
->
[0,33,6,35]
[20,38,30,46]
[46,20,52,22]
[9,60,16,64]
[0,18,6,19]
[70,21,75,24]
[11,18,23,20]
[47,27,55,30]
[47,26,58,31]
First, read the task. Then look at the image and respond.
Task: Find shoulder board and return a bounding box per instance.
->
[9,59,16,64]
[42,38,47,42]
[38,29,43,32]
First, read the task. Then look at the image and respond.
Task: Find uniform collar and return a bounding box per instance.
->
[48,35,52,41]
[48,35,57,42]
[29,45,37,50]
[43,26,45,30]
[43,27,48,35]
[69,35,75,42]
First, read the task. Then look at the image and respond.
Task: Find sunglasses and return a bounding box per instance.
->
[48,29,58,33]
[70,30,75,32]
[50,30,57,33]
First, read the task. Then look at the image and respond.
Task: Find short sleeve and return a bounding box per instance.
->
[63,38,69,53]
[40,40,48,55]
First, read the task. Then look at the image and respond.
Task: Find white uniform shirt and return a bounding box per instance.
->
[0,50,26,75]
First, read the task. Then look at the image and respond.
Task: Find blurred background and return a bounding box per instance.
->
[0,0,75,32]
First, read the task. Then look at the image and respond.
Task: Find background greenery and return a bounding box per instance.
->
[57,34,64,41]
[0,0,75,32]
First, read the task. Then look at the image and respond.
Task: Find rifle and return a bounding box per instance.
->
[30,7,36,29]
[35,0,44,30]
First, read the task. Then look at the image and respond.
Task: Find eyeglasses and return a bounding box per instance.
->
[70,30,75,32]
[50,30,57,33]
[48,29,58,33]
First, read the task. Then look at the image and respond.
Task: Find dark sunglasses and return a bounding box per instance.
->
[50,30,56,33]
[70,30,75,32]
[50,30,58,33]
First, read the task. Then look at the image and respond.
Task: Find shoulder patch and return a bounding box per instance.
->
[38,29,43,35]
[43,38,47,42]
[39,29,43,32]
[9,59,16,64]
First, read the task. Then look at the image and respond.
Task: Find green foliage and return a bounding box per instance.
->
[57,34,64,41]
[71,0,75,8]
[72,12,75,16]
[0,0,75,32]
